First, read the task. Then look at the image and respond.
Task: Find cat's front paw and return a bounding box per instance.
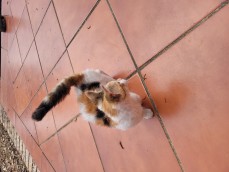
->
[143,108,153,119]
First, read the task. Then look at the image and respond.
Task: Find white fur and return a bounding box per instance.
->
[82,69,114,86]
[76,69,114,123]
[76,70,153,130]
[80,105,97,123]
[99,92,153,130]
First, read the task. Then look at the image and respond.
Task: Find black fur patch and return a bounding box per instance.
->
[103,117,110,126]
[49,83,70,107]
[32,83,70,121]
[96,108,105,118]
[79,82,100,91]
[32,102,52,121]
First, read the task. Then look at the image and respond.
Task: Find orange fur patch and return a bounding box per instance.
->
[78,93,97,114]
[65,73,84,86]
[102,98,117,116]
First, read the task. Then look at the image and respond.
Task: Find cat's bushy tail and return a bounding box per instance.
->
[32,74,84,121]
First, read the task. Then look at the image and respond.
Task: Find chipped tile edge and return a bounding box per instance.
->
[0,105,40,172]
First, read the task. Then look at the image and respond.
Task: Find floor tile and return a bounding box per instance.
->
[14,114,54,172]
[142,5,229,172]
[1,33,8,50]
[29,84,56,144]
[0,49,16,118]
[5,14,18,50]
[2,0,11,16]
[35,3,66,78]
[109,0,223,66]
[0,48,9,92]
[23,41,44,98]
[45,52,79,130]
[58,117,103,172]
[10,0,26,32]
[16,7,34,61]
[40,155,55,172]
[20,105,39,143]
[53,0,97,44]
[127,74,152,108]
[68,0,135,78]
[8,36,22,82]
[26,0,51,34]
[90,74,180,172]
[6,81,17,125]
[1,0,10,50]
[13,69,30,116]
[40,135,66,172]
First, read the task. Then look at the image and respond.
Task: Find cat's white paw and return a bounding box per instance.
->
[143,108,153,119]
[117,79,127,85]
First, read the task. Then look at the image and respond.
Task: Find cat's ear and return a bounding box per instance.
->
[85,90,103,101]
[102,86,121,101]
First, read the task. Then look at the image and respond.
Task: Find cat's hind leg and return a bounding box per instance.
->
[143,108,153,119]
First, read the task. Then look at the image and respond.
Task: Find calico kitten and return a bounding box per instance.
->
[99,79,153,130]
[32,69,153,130]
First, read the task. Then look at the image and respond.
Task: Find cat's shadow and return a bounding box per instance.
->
[113,72,190,117]
[147,81,190,118]
[152,82,191,117]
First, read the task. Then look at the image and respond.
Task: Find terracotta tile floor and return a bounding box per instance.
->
[1,0,229,171]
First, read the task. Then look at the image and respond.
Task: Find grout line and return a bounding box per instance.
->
[88,123,106,172]
[13,107,56,172]
[50,0,75,77]
[139,72,185,172]
[12,1,52,83]
[32,1,52,37]
[138,0,229,72]
[50,1,105,170]
[7,3,26,51]
[1,46,8,51]
[11,106,40,146]
[51,0,101,73]
[55,131,68,172]
[39,113,81,146]
[105,0,138,68]
[106,0,185,171]
[66,0,101,48]
[12,34,24,83]
[126,70,137,80]
[20,0,101,99]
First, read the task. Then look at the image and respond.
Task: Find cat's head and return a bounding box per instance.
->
[102,79,128,103]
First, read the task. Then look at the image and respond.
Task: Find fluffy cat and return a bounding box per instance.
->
[32,69,153,130]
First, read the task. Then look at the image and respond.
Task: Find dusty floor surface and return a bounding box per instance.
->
[0,123,28,172]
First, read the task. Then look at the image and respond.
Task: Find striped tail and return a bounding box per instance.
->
[32,74,84,121]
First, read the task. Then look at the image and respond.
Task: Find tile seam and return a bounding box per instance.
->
[88,123,106,172]
[49,0,74,76]
[13,1,52,83]
[7,3,26,51]
[105,0,185,171]
[50,1,106,171]
[14,108,56,172]
[1,46,8,51]
[39,113,81,146]
[138,0,229,71]
[65,0,102,48]
[11,34,23,83]
[51,0,102,73]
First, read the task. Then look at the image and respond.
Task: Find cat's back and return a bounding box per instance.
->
[82,69,114,85]
[110,94,144,130]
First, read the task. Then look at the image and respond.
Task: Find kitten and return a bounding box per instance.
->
[32,69,153,130]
